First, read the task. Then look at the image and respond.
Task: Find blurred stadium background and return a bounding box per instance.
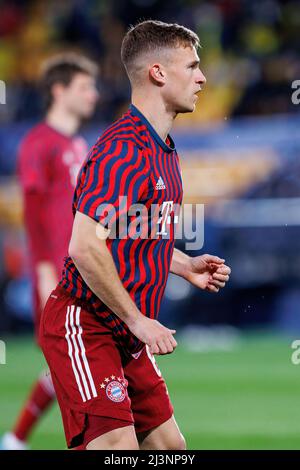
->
[1,0,300,449]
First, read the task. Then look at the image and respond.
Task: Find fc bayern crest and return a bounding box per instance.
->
[106,381,126,403]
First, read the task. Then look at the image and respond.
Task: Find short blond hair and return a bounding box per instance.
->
[121,20,200,82]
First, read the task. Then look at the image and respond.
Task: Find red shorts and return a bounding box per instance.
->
[39,286,174,448]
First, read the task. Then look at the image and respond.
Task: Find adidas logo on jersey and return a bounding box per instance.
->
[155,176,166,190]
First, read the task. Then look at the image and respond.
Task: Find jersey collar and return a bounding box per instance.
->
[130,104,175,153]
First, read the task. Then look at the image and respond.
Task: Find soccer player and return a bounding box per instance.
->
[40,21,231,450]
[1,54,99,450]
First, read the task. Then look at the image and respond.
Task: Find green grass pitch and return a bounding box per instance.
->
[0,333,300,449]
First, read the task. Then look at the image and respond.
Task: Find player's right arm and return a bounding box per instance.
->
[69,211,177,355]
[69,140,177,355]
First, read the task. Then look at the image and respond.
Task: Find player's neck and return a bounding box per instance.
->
[131,94,176,142]
[45,107,80,137]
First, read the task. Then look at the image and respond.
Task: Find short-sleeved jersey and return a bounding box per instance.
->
[18,122,88,277]
[60,105,183,353]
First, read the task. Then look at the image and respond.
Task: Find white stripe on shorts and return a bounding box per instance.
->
[65,306,87,402]
[69,305,92,400]
[74,306,97,398]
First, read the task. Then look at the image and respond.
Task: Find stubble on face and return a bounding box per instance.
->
[161,45,202,115]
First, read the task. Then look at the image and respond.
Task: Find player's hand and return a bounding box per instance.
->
[185,254,231,293]
[127,314,177,355]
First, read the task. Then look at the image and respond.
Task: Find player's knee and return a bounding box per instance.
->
[155,432,186,450]
[167,432,186,450]
[179,433,187,450]
[107,429,139,450]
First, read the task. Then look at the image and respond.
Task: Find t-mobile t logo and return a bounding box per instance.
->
[156,200,178,236]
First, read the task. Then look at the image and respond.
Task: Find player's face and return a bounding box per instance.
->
[163,46,206,114]
[62,73,99,119]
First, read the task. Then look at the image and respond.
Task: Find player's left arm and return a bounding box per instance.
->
[170,248,231,293]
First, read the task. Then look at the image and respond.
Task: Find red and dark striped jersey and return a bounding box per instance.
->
[60,105,183,353]
[18,122,88,317]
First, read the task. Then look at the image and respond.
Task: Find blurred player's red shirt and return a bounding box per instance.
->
[18,122,88,322]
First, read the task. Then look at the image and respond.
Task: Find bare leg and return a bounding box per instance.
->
[86,425,139,450]
[138,416,186,450]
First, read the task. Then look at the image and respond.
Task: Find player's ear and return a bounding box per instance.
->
[149,64,166,86]
[51,82,66,102]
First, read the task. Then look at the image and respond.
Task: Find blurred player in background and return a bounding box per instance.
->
[1,53,99,450]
